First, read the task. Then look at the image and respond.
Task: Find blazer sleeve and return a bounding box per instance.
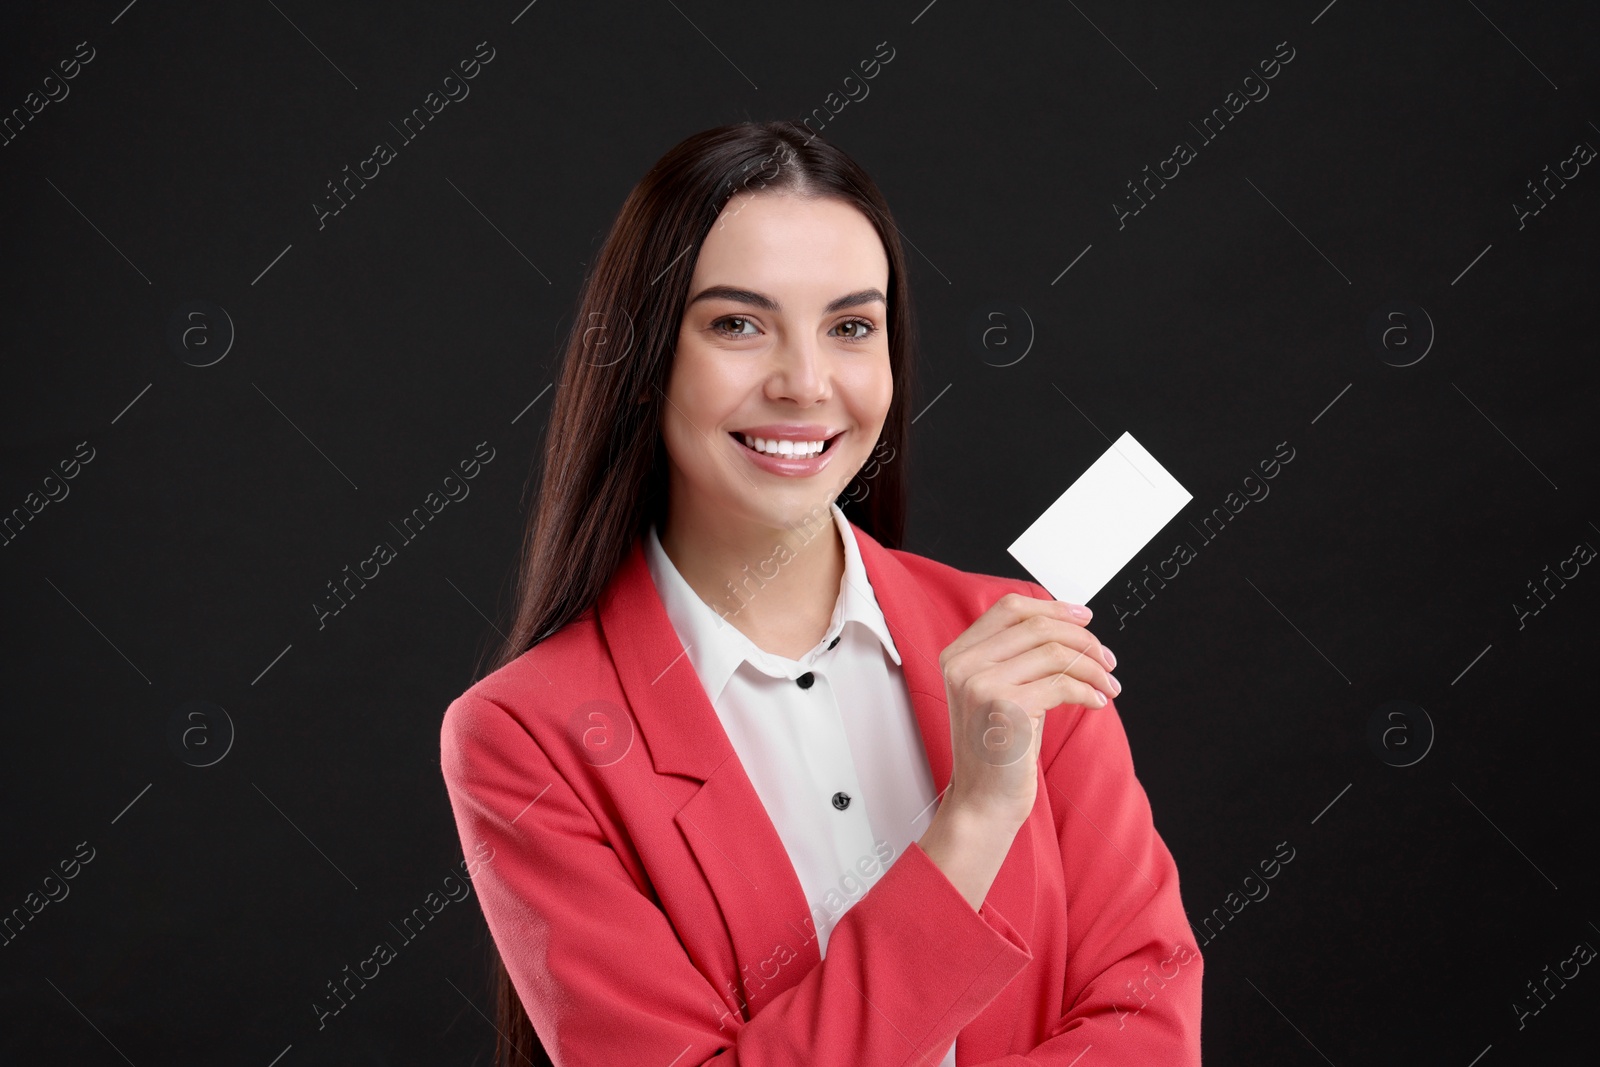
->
[440,690,1037,1067]
[966,581,1204,1065]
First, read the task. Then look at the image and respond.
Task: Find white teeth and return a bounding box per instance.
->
[738,433,827,457]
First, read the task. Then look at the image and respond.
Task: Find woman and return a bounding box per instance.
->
[439,120,1203,1066]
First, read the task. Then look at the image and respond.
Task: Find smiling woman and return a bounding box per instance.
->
[439,120,1202,1067]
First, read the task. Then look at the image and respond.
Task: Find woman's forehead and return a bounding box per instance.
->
[694,196,888,299]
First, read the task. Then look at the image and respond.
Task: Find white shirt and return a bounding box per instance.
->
[645,502,957,1067]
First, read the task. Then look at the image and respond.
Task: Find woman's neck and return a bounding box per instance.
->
[658,505,845,660]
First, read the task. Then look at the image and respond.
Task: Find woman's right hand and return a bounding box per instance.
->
[938,592,1119,830]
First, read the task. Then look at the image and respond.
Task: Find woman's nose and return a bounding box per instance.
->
[769,337,830,401]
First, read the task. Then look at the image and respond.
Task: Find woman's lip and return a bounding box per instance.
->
[729,431,841,476]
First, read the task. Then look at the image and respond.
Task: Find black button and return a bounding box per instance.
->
[831,792,851,810]
[827,636,840,650]
[796,672,815,689]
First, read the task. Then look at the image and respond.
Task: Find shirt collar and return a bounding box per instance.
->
[643,501,903,704]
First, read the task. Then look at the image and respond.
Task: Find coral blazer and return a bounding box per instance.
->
[439,518,1204,1065]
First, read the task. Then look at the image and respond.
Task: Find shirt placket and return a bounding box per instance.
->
[784,664,880,955]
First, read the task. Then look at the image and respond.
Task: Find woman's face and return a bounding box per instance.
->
[662,190,893,538]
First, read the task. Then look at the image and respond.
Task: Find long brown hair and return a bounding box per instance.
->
[470,119,918,1066]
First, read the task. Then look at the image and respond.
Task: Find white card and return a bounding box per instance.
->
[1007,431,1192,606]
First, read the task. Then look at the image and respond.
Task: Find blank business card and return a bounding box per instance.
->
[1007,431,1192,606]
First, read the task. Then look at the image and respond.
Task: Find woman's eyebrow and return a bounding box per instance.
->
[686,285,887,314]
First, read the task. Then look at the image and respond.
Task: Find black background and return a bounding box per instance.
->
[3,0,1596,1063]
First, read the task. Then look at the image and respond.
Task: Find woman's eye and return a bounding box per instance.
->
[834,318,877,341]
[711,316,758,337]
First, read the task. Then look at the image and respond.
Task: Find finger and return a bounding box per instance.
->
[1014,668,1113,713]
[941,593,1055,667]
[961,611,1114,679]
[942,593,1087,669]
[989,639,1116,703]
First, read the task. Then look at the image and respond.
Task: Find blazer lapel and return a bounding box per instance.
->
[598,537,820,1016]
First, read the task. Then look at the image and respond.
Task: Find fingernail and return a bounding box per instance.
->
[1068,604,1091,619]
[1092,690,1107,707]
[1108,674,1121,695]
[1102,646,1117,669]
